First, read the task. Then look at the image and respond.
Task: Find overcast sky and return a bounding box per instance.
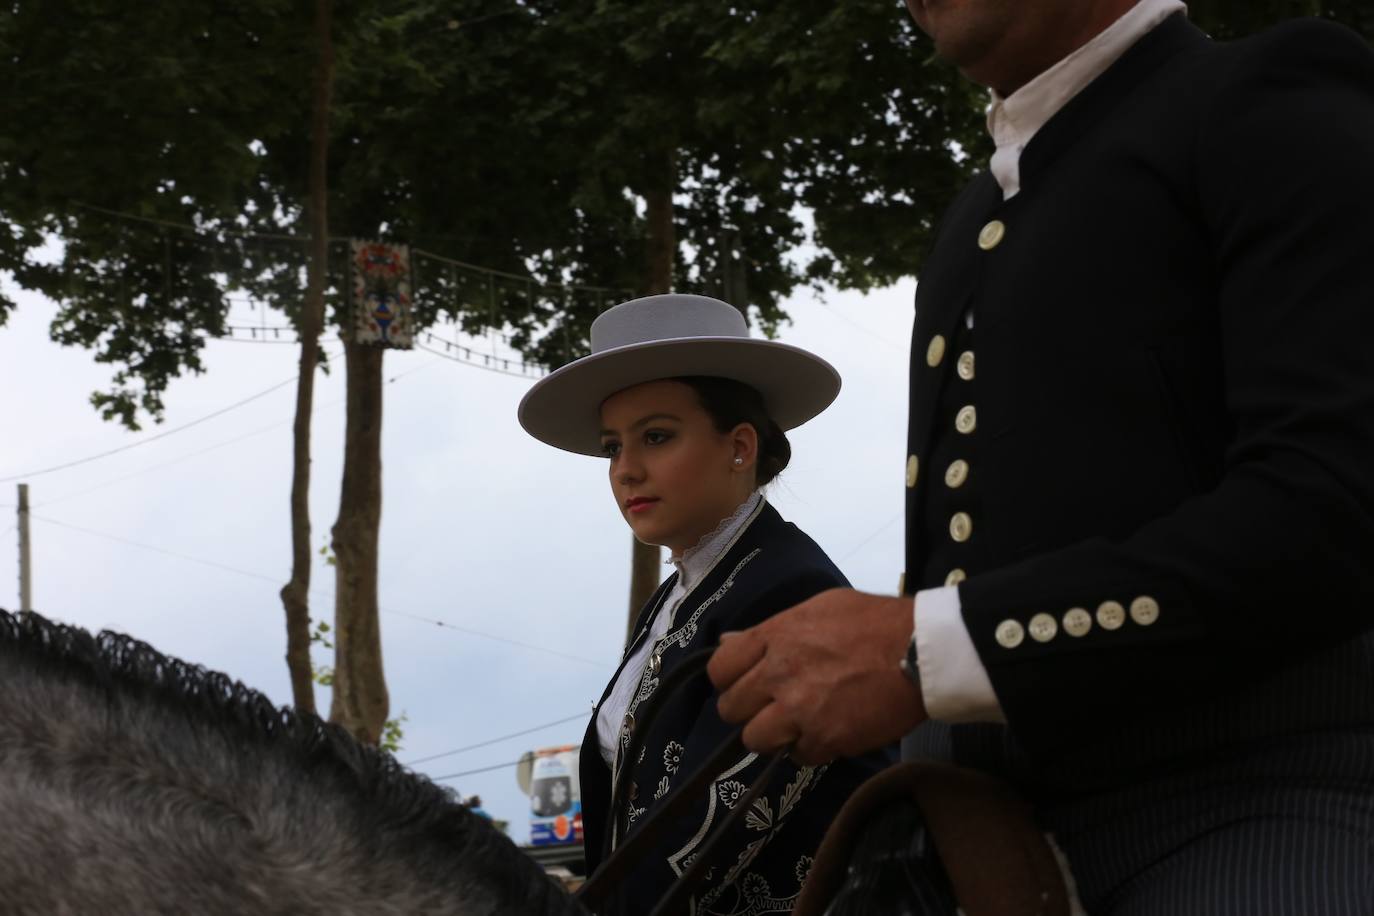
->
[0,275,912,840]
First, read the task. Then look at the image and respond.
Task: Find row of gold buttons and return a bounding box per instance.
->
[995,596,1160,649]
[925,336,977,379]
[903,219,1001,599]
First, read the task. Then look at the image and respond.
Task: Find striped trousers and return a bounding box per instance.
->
[1042,728,1374,915]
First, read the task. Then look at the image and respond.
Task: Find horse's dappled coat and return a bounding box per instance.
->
[0,608,585,916]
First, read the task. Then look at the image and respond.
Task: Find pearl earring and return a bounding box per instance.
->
[733,457,744,466]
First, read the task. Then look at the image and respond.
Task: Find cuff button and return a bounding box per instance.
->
[1130,596,1160,626]
[995,619,1025,649]
[1097,601,1126,631]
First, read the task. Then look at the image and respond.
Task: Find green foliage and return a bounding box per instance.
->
[0,0,313,426]
[516,0,989,363]
[379,712,408,753]
[4,0,1367,427]
[1190,0,1373,40]
[309,615,405,751]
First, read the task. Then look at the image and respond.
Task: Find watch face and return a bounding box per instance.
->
[901,637,921,685]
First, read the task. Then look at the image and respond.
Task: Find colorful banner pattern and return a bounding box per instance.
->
[351,240,414,349]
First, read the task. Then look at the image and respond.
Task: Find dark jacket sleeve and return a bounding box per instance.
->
[959,21,1374,748]
[617,572,891,914]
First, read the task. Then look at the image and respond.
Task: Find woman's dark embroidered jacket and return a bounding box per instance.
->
[578,502,892,915]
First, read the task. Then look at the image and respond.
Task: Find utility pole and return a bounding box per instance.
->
[17,484,31,612]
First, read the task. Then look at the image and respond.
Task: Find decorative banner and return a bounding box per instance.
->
[351,240,414,349]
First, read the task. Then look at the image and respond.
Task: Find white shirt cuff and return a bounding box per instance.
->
[914,586,1006,724]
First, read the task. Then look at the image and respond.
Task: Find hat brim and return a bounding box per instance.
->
[517,337,841,456]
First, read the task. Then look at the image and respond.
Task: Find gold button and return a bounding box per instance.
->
[906,455,919,488]
[944,459,969,489]
[949,512,973,543]
[995,619,1025,649]
[1029,612,1058,643]
[945,568,967,587]
[978,220,1006,251]
[926,335,947,367]
[955,405,977,434]
[622,712,635,733]
[1063,608,1093,638]
[957,351,975,381]
[1097,601,1126,631]
[1130,596,1160,627]
[647,650,662,676]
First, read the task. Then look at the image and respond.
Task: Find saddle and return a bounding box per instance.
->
[794,761,1071,916]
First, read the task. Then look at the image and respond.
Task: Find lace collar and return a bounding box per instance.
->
[667,490,764,591]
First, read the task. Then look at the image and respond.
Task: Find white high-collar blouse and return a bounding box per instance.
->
[595,490,764,766]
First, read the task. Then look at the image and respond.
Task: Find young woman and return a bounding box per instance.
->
[519,294,893,915]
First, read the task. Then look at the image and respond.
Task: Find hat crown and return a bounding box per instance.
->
[590,294,748,354]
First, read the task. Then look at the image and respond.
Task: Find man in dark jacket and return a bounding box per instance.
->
[710,1,1374,911]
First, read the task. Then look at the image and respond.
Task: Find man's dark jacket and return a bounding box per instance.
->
[903,13,1374,780]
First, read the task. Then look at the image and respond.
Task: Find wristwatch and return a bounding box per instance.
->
[898,633,921,688]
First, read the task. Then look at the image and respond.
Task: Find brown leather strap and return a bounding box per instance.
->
[793,762,1070,916]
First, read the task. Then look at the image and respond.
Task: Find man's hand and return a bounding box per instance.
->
[708,589,927,764]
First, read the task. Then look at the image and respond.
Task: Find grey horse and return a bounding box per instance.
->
[0,608,586,916]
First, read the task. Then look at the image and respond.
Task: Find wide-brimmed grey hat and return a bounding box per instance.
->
[518,294,841,456]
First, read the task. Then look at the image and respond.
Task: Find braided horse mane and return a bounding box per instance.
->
[0,609,584,916]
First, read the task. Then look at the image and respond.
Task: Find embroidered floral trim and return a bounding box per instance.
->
[617,548,764,768]
[717,780,748,809]
[673,762,829,915]
[664,740,684,774]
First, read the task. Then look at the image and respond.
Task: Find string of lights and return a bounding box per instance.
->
[414,340,547,381]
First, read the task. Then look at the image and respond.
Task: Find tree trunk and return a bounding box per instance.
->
[279,0,334,716]
[626,149,676,640]
[328,340,389,744]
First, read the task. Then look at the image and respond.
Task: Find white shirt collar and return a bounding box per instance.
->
[987,0,1186,199]
[668,490,764,590]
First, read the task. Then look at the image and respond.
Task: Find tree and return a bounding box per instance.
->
[1190,0,1373,40]
[514,0,989,628]
[7,0,1365,720]
[277,0,336,720]
[0,0,597,742]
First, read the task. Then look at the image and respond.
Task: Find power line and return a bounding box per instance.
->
[31,513,281,583]
[35,417,308,509]
[371,606,608,668]
[837,512,903,564]
[33,355,435,509]
[430,758,525,782]
[0,344,346,485]
[817,303,908,355]
[40,52,309,94]
[412,247,633,299]
[0,373,304,485]
[72,201,312,243]
[27,513,612,669]
[404,712,589,767]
